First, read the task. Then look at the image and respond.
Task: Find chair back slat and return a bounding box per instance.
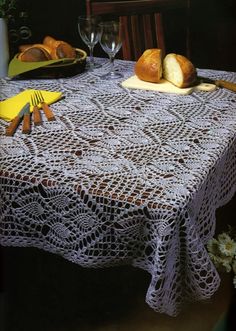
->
[120,16,132,60]
[131,15,143,60]
[154,13,166,56]
[86,0,190,61]
[142,14,155,50]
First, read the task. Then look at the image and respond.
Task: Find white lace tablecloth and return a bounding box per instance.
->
[0,59,236,316]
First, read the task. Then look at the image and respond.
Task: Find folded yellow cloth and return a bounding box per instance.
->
[0,89,62,121]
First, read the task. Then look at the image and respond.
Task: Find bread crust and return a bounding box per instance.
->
[18,44,52,62]
[42,36,57,49]
[175,54,196,87]
[18,44,34,52]
[18,36,76,62]
[163,53,196,88]
[134,49,162,83]
[50,41,76,59]
[43,36,76,59]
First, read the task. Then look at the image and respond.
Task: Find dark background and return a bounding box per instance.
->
[7,0,236,71]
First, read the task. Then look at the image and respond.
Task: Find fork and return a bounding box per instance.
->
[35,90,56,121]
[31,93,42,126]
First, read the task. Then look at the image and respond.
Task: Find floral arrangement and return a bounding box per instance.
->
[207,226,236,288]
[0,0,16,18]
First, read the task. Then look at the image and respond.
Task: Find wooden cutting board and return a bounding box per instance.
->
[121,75,216,95]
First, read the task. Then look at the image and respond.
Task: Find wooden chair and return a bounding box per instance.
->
[86,0,190,61]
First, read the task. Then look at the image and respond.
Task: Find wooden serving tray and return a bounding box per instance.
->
[122,75,216,94]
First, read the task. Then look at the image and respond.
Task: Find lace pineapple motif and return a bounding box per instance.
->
[0,59,236,316]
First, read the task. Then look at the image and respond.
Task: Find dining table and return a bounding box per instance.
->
[0,57,236,316]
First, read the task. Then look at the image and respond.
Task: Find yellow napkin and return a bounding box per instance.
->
[0,89,62,121]
[8,55,68,77]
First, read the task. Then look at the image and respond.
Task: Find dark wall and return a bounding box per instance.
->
[8,0,236,71]
[8,0,86,56]
[190,0,236,71]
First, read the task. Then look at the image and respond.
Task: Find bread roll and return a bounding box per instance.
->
[43,35,76,59]
[134,49,162,83]
[18,44,34,52]
[163,53,196,88]
[18,36,77,62]
[42,36,57,49]
[18,44,52,62]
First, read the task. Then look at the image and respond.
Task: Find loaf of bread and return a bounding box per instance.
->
[18,44,34,52]
[43,36,76,59]
[134,49,162,83]
[163,53,196,88]
[134,49,197,88]
[18,44,52,62]
[18,36,76,62]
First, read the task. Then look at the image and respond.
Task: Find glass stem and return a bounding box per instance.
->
[89,46,94,69]
[109,55,115,74]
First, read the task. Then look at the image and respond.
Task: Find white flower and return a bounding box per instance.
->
[209,253,232,273]
[218,233,236,257]
[207,229,236,283]
[221,256,233,273]
[218,233,231,241]
[207,238,220,256]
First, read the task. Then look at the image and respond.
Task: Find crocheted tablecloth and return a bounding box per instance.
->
[1,59,236,316]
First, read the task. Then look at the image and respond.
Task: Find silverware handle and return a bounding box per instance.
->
[41,102,55,121]
[22,113,31,134]
[33,106,42,125]
[5,116,21,136]
[216,80,236,93]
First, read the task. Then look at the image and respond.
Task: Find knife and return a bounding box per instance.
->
[5,102,31,136]
[22,104,31,134]
[198,76,236,93]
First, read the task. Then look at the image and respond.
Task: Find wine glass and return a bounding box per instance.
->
[78,15,101,70]
[99,21,124,80]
